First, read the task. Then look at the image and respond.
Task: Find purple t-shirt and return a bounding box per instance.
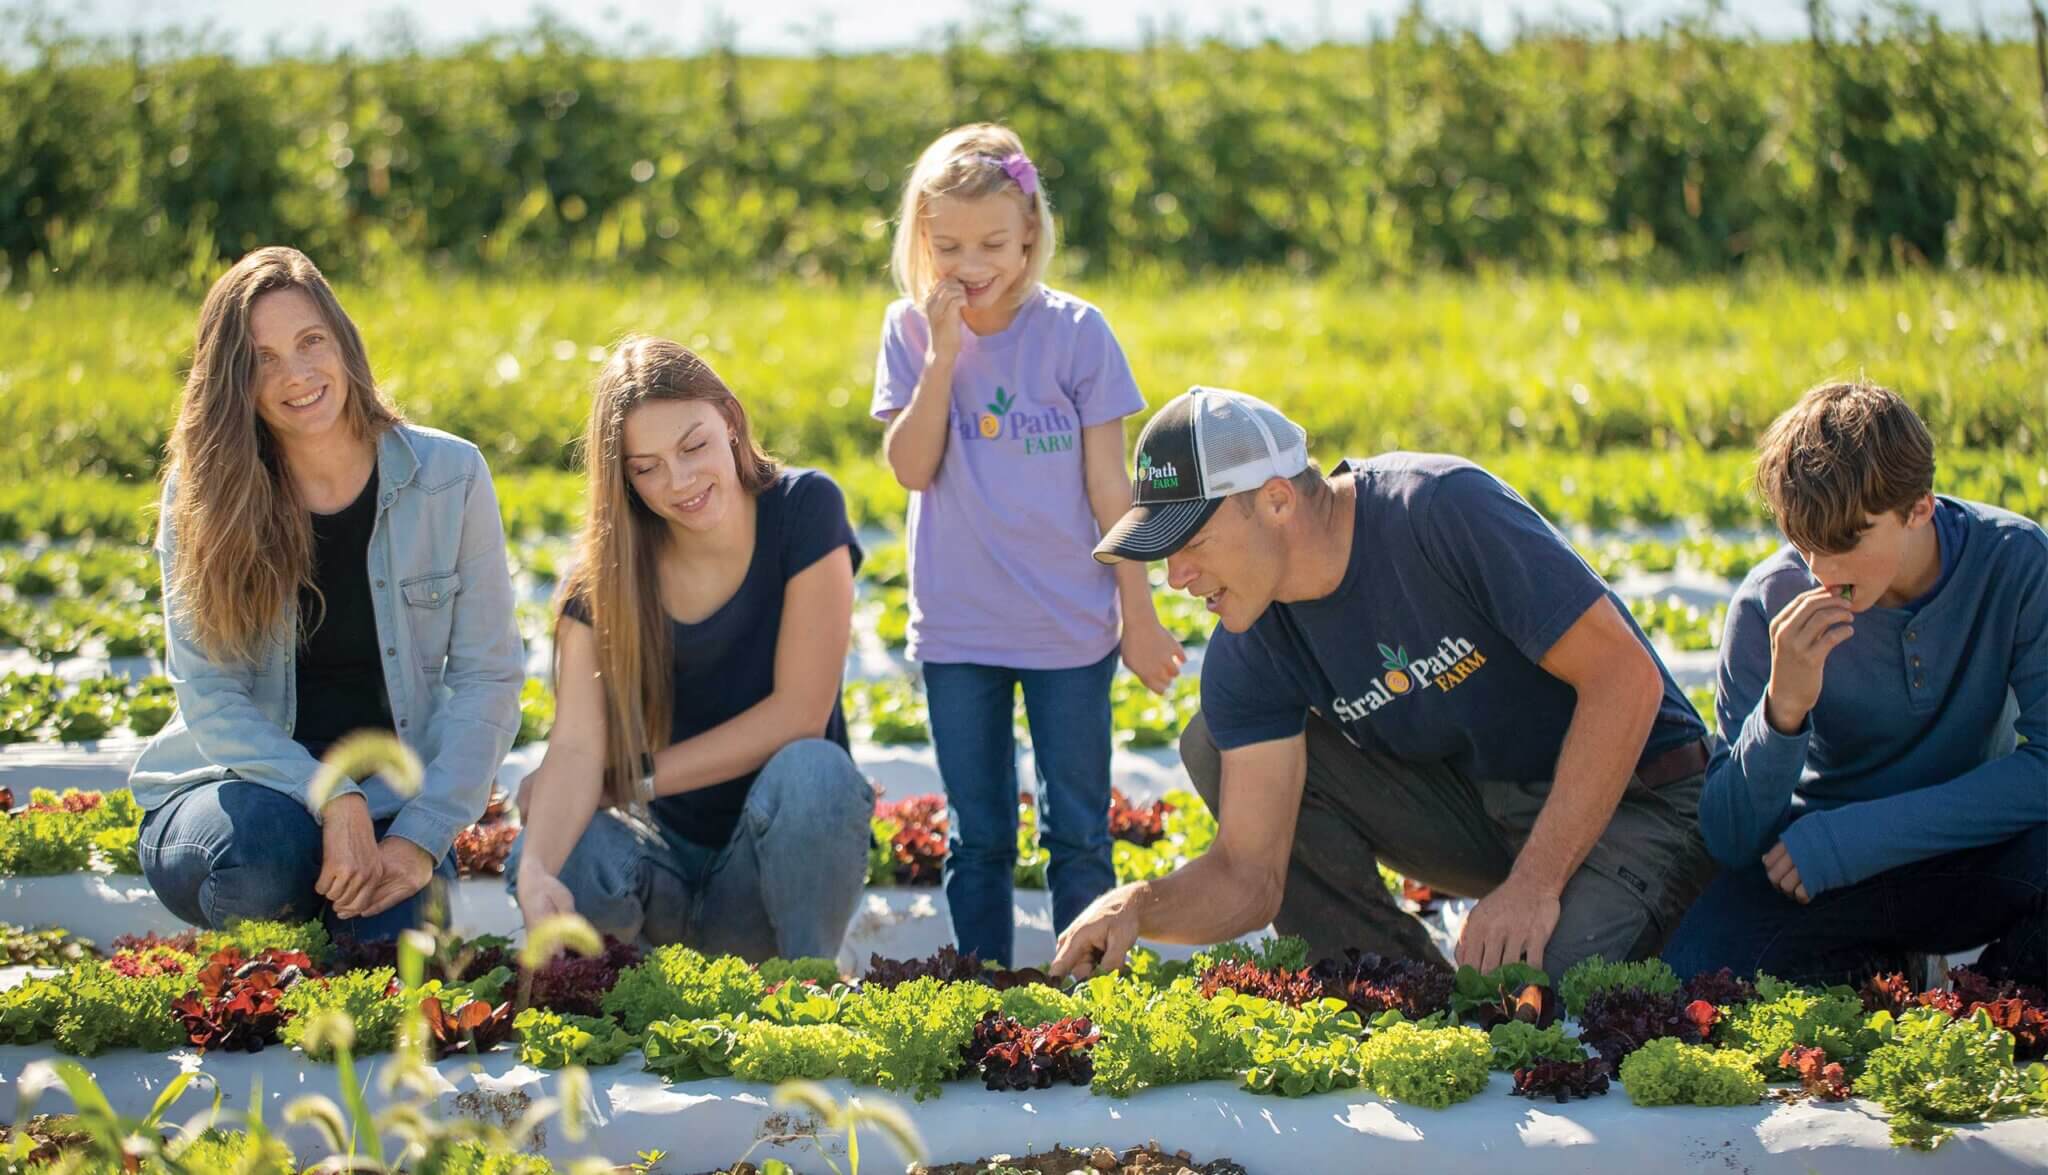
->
[871,286,1146,669]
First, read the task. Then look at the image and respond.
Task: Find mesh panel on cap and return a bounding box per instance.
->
[1251,402,1306,452]
[1198,397,1274,472]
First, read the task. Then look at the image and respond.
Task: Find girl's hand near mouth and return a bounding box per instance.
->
[925,278,966,361]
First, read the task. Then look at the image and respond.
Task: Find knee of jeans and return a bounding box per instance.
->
[576,860,641,915]
[562,842,642,911]
[201,857,323,928]
[754,740,869,825]
[1179,711,1221,814]
[141,842,215,927]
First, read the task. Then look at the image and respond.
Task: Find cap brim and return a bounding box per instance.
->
[1092,497,1222,564]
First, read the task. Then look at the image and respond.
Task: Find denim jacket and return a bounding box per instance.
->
[129,424,526,862]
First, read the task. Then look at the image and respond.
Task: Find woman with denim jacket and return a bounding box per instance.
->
[506,336,871,963]
[128,247,525,940]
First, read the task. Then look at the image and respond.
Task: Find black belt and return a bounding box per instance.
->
[1636,736,1710,788]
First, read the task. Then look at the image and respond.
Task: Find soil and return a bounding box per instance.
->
[0,1115,93,1167]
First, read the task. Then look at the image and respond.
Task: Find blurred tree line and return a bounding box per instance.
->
[3,1,2047,289]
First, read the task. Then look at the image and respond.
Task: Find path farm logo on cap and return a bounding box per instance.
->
[1093,386,1309,564]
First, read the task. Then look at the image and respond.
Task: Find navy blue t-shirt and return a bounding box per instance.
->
[565,469,863,846]
[1202,454,1704,783]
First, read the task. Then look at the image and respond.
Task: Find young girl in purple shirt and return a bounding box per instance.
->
[871,123,1184,966]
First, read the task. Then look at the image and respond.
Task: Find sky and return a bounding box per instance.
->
[40,0,2039,58]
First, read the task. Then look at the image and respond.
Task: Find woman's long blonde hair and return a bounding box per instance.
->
[562,336,780,809]
[163,247,402,665]
[889,122,1057,305]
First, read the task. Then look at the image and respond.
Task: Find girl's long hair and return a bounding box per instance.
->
[889,122,1056,306]
[163,246,401,665]
[562,336,779,808]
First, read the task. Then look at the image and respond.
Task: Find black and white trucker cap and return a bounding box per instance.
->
[1093,386,1310,564]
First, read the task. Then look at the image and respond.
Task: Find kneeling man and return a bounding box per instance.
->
[1052,387,1716,979]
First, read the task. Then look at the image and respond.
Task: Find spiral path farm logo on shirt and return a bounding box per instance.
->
[1330,635,1489,722]
[953,387,1077,455]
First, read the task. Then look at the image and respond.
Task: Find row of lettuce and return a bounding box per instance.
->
[0,656,1206,758]
[0,785,1223,893]
[0,788,518,886]
[0,673,555,749]
[1,922,2042,1151]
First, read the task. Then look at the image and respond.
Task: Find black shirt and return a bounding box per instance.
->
[293,467,394,760]
[565,469,863,847]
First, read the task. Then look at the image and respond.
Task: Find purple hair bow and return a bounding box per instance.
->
[995,152,1039,197]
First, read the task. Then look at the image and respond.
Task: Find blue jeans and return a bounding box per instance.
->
[139,780,458,941]
[923,649,1119,968]
[506,739,872,962]
[1662,823,2047,986]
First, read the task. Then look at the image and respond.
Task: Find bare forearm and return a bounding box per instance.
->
[1129,851,1280,946]
[1082,434,1154,617]
[1091,487,1155,618]
[518,755,604,879]
[1513,677,1660,893]
[652,691,835,797]
[882,354,956,491]
[1113,562,1156,620]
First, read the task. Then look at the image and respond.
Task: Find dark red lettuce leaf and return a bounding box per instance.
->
[962,1011,1098,1091]
[420,996,516,1059]
[172,949,317,1053]
[1681,967,1759,1008]
[1197,960,1327,1007]
[1510,1058,1610,1102]
[863,946,984,990]
[1780,1045,1852,1101]
[520,937,643,1016]
[1106,789,1170,848]
[1577,988,1705,1064]
[1307,950,1454,1021]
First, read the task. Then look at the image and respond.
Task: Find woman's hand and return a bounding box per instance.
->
[517,862,579,940]
[315,793,383,915]
[338,836,437,920]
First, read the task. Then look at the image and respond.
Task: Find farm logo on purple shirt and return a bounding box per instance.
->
[953,386,1076,455]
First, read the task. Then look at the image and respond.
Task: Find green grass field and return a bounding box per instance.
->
[3,272,2043,543]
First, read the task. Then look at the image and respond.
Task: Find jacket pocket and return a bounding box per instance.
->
[401,571,462,668]
[401,571,462,609]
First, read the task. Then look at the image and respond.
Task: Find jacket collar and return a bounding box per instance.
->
[375,423,421,495]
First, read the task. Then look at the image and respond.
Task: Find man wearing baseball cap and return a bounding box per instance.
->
[1051,387,1716,978]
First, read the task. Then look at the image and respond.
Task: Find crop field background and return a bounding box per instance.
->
[4,0,2046,754]
[4,271,2045,527]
